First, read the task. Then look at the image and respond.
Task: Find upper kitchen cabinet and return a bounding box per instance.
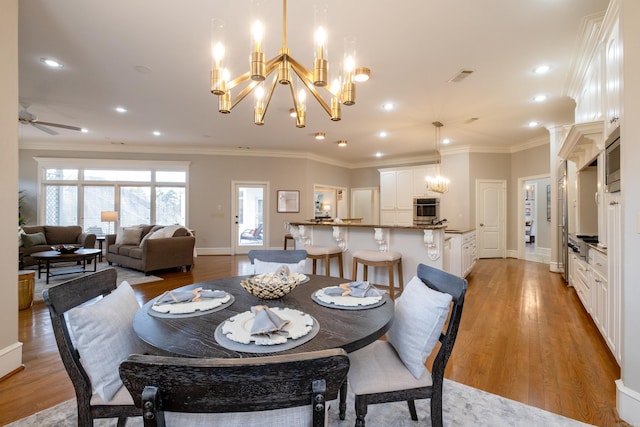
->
[379,165,439,226]
[603,4,621,137]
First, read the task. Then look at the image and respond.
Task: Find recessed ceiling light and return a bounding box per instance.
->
[115,107,127,113]
[81,128,88,133]
[528,121,539,127]
[382,102,395,111]
[153,131,162,136]
[442,138,451,145]
[338,140,348,147]
[533,65,550,74]
[40,57,63,68]
[375,152,383,157]
[314,132,326,140]
[378,131,388,138]
[533,94,547,102]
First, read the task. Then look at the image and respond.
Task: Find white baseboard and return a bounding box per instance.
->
[616,379,640,426]
[0,341,23,379]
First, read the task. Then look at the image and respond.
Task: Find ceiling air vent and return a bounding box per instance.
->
[448,70,474,83]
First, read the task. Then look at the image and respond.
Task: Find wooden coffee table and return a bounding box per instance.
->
[31,249,102,284]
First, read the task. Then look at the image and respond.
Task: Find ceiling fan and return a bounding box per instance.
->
[18,108,82,135]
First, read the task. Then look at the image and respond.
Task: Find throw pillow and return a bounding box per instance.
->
[254,259,306,274]
[21,232,47,248]
[147,224,186,240]
[115,226,143,245]
[67,281,146,402]
[386,275,453,379]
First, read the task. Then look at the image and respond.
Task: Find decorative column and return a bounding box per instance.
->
[290,225,311,246]
[423,229,440,260]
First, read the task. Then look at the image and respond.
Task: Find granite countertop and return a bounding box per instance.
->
[289,221,448,230]
[587,243,607,255]
[444,228,476,234]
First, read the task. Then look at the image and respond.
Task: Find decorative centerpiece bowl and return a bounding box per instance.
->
[240,273,300,299]
[52,245,80,254]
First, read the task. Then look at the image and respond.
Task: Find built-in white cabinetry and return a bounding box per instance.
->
[572,254,591,312]
[606,193,622,363]
[603,17,621,137]
[379,165,437,226]
[588,249,608,335]
[445,230,476,278]
[596,151,607,247]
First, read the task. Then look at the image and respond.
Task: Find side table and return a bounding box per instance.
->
[18,270,35,310]
[96,235,106,262]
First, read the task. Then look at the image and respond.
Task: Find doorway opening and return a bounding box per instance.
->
[232,182,268,254]
[313,184,348,220]
[518,176,551,263]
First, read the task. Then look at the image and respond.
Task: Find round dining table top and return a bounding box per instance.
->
[133,275,395,358]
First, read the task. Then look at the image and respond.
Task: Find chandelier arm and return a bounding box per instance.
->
[287,77,300,119]
[229,58,281,110]
[289,59,332,116]
[226,55,281,90]
[259,73,280,122]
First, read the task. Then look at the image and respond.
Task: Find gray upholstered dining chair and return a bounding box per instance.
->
[43,268,143,427]
[340,263,467,427]
[247,249,307,273]
[119,348,350,427]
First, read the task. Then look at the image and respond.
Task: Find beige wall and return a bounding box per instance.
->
[510,144,551,250]
[1,0,20,377]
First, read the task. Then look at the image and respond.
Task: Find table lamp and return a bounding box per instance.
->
[100,211,118,235]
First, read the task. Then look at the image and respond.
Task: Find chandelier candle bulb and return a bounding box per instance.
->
[219,91,231,114]
[331,96,341,121]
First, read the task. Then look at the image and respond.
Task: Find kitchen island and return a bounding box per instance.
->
[288,221,448,288]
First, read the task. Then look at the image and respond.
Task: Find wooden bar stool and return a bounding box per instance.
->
[283,233,295,250]
[352,250,403,300]
[305,245,344,277]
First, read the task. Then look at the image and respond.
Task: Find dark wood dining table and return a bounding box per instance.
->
[133,275,394,358]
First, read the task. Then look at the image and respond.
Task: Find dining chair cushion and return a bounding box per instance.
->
[348,340,433,395]
[89,385,135,406]
[386,275,453,379]
[68,281,146,402]
[158,403,331,427]
[254,259,306,274]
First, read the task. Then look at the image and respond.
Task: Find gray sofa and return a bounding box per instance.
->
[20,225,97,267]
[105,225,195,275]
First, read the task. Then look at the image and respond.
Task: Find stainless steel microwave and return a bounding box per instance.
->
[413,197,440,225]
[606,128,620,193]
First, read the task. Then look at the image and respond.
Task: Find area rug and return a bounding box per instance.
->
[30,262,162,302]
[6,379,593,427]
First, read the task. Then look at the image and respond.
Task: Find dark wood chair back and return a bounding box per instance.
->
[247,249,307,264]
[43,269,138,427]
[119,348,350,427]
[416,262,468,424]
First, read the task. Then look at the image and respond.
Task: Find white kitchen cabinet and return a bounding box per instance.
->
[606,194,622,363]
[588,249,608,336]
[603,17,621,137]
[379,166,435,226]
[597,151,607,248]
[573,255,591,313]
[445,230,476,278]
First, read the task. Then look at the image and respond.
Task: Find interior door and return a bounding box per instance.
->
[476,179,506,258]
[233,182,267,254]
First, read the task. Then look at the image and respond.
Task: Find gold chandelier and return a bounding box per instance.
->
[426,121,450,194]
[210,0,368,127]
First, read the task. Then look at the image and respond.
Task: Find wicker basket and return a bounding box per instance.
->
[240,274,300,299]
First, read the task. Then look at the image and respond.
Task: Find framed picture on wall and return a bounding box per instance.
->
[277,190,300,213]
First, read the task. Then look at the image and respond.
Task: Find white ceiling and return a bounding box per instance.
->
[18,0,608,167]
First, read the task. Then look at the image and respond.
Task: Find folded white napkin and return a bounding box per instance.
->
[250,305,290,338]
[323,281,381,298]
[155,288,226,305]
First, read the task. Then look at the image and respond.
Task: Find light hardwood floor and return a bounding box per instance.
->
[0,256,623,426]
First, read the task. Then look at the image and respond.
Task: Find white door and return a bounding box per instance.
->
[233,182,267,254]
[476,179,506,258]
